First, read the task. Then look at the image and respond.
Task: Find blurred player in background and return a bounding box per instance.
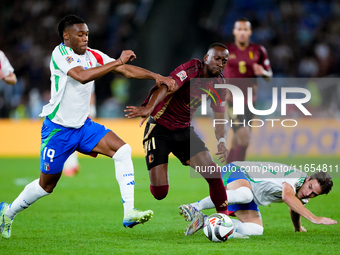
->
[180,161,337,236]
[0,50,17,85]
[125,43,230,219]
[63,89,96,176]
[224,18,272,163]
[0,14,175,239]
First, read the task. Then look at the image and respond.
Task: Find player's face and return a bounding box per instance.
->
[233,21,252,44]
[64,23,89,55]
[204,46,229,77]
[297,178,322,199]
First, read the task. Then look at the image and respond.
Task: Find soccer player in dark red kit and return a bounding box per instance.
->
[224,18,272,163]
[125,43,229,231]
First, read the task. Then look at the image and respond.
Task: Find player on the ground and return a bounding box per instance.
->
[0,50,17,85]
[125,43,230,219]
[0,14,175,239]
[224,18,272,163]
[179,161,337,236]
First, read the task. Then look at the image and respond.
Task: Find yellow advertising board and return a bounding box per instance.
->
[1,118,339,157]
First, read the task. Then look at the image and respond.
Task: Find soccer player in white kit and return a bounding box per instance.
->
[180,161,337,236]
[0,50,17,85]
[0,14,175,239]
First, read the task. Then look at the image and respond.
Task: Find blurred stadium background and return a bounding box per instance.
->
[1,2,339,253]
[1,0,340,159]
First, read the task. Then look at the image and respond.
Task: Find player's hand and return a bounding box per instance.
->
[119,50,137,64]
[253,63,264,76]
[216,142,228,164]
[294,226,307,232]
[124,106,152,127]
[312,217,337,225]
[155,75,176,92]
[0,69,5,80]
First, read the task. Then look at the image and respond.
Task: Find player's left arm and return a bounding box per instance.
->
[289,208,307,232]
[253,45,272,80]
[112,64,175,91]
[213,111,228,164]
[125,79,179,126]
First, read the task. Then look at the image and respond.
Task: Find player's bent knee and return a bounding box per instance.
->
[150,184,169,200]
[113,144,131,161]
[238,186,253,204]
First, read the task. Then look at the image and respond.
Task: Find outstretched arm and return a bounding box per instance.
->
[213,111,228,164]
[113,64,175,91]
[124,79,179,126]
[282,182,337,225]
[67,50,135,84]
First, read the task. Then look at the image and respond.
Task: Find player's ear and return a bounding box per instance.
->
[204,54,209,64]
[63,31,70,41]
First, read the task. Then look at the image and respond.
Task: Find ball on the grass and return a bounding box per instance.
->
[203,213,234,242]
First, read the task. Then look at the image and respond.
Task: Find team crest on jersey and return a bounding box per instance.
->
[176,70,187,81]
[65,56,74,64]
[229,53,236,59]
[44,162,50,171]
[249,51,254,59]
[149,154,154,163]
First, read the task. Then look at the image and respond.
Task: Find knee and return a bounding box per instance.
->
[238,186,253,204]
[113,144,132,161]
[150,185,169,200]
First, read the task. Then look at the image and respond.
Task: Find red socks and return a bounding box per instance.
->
[150,184,169,200]
[203,163,228,214]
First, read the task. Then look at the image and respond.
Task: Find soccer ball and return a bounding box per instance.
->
[203,213,234,242]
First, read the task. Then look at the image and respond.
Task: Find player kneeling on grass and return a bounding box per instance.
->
[180,161,337,236]
[0,14,175,239]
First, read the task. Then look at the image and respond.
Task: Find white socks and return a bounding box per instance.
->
[5,179,50,219]
[191,187,253,211]
[112,144,134,216]
[231,219,263,235]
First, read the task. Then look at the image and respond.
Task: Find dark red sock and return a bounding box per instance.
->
[150,184,169,200]
[233,145,247,161]
[203,163,228,215]
[226,148,235,164]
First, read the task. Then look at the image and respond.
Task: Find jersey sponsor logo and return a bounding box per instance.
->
[65,56,74,64]
[229,53,236,59]
[176,70,187,81]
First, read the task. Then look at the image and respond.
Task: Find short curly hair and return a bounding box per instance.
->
[57,14,85,42]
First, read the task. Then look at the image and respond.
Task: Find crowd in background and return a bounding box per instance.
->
[0,0,339,119]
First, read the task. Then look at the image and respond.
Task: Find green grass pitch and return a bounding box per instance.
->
[0,156,339,254]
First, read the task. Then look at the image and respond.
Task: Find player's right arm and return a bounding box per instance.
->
[289,208,306,232]
[282,182,337,225]
[67,50,135,84]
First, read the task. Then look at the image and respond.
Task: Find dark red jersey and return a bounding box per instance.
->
[224,43,271,103]
[141,59,226,130]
